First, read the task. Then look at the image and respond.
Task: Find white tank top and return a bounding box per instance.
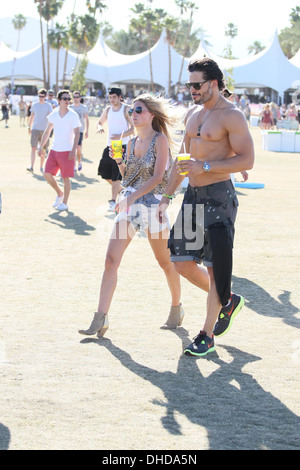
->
[106,104,130,146]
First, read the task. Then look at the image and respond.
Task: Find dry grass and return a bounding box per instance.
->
[0,115,299,450]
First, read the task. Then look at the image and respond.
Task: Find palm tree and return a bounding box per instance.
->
[48,22,68,91]
[129,3,162,92]
[34,0,47,87]
[86,0,107,17]
[248,41,265,55]
[175,0,198,84]
[12,14,27,51]
[11,14,27,92]
[162,15,180,96]
[40,0,64,88]
[225,22,238,40]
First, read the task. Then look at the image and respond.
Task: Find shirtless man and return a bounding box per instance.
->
[97,87,134,212]
[159,58,254,357]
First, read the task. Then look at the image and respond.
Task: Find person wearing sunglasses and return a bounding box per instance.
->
[79,93,184,338]
[38,90,81,211]
[96,87,134,212]
[27,88,53,173]
[69,91,89,172]
[158,57,255,357]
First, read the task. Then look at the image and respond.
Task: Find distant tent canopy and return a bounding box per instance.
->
[1,29,300,103]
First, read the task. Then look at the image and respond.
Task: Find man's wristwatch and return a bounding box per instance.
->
[203,161,211,172]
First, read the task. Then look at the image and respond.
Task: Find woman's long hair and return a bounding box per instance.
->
[133,94,184,154]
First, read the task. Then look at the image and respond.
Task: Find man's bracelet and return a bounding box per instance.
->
[163,193,175,200]
[117,161,123,166]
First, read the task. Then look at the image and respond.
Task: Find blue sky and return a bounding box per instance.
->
[1,0,299,58]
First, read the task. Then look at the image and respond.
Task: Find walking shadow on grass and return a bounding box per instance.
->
[232,275,300,329]
[45,211,96,236]
[81,330,300,450]
[0,423,10,450]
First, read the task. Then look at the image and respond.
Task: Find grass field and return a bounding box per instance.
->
[0,115,299,450]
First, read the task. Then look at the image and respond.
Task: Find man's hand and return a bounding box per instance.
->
[68,150,76,161]
[96,125,104,134]
[176,158,203,176]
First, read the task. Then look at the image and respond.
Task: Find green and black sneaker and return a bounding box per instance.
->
[184,331,215,357]
[213,293,244,337]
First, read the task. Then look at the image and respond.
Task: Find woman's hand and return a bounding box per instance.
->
[109,145,124,165]
[116,193,135,214]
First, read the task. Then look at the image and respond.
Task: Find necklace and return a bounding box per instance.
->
[197,94,222,136]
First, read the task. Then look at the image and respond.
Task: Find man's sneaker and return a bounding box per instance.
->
[184,331,215,357]
[26,167,33,173]
[108,200,116,212]
[56,202,68,211]
[78,163,82,171]
[213,294,244,337]
[52,195,64,208]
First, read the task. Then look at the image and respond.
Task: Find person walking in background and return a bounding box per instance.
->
[46,89,58,109]
[79,94,183,338]
[69,91,89,172]
[0,97,10,128]
[18,96,27,127]
[96,87,134,212]
[27,89,52,173]
[158,58,254,357]
[38,90,80,212]
[261,103,274,129]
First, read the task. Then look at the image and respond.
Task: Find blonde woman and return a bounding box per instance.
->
[79,94,184,337]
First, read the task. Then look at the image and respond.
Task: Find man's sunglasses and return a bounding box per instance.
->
[73,95,81,98]
[128,106,143,116]
[185,80,210,90]
[61,97,72,101]
[38,94,46,98]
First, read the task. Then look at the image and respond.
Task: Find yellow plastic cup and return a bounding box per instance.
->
[177,153,190,175]
[111,140,123,159]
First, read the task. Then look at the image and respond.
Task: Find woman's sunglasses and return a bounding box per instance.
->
[128,106,143,116]
[185,80,210,90]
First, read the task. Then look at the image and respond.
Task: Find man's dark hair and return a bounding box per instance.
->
[108,87,122,96]
[38,88,47,96]
[188,58,225,90]
[57,89,70,100]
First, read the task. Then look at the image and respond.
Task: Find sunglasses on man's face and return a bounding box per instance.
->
[128,106,143,116]
[61,97,71,101]
[73,95,80,99]
[39,95,46,98]
[185,80,210,90]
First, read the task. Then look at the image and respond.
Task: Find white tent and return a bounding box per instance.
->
[0,40,77,87]
[85,29,189,92]
[1,28,299,103]
[187,31,300,102]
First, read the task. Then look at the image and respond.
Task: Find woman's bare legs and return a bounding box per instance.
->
[97,219,135,313]
[147,228,181,306]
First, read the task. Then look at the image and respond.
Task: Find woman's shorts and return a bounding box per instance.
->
[98,146,124,181]
[114,190,170,235]
[169,180,239,266]
[44,150,75,178]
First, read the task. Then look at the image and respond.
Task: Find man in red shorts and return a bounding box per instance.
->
[39,90,80,211]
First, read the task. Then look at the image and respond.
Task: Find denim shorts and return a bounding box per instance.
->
[115,190,170,234]
[169,180,239,266]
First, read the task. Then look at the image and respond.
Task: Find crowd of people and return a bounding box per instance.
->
[259,102,299,129]
[1,58,256,357]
